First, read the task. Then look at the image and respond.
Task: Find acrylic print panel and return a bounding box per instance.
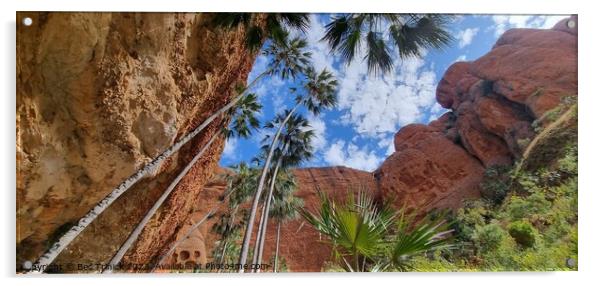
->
[16,12,577,274]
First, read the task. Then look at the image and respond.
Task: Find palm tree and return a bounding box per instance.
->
[237,68,337,269]
[213,13,310,51]
[299,190,454,272]
[270,183,303,272]
[322,14,453,74]
[29,34,311,272]
[266,171,303,273]
[381,211,455,272]
[103,93,261,273]
[253,114,315,271]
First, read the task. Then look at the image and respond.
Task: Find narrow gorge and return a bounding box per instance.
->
[16,13,577,272]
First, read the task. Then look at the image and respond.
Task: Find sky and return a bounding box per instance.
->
[219,14,569,172]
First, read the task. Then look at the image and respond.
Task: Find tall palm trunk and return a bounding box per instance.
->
[103,131,221,273]
[255,153,284,272]
[217,240,229,273]
[274,221,281,273]
[237,103,301,271]
[29,71,269,273]
[251,203,266,265]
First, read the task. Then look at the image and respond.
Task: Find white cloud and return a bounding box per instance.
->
[300,14,339,76]
[377,136,396,156]
[247,55,268,85]
[222,138,238,160]
[271,89,286,114]
[305,114,328,152]
[456,27,479,48]
[428,102,446,122]
[455,54,467,62]
[490,15,569,37]
[324,140,381,171]
[338,54,438,139]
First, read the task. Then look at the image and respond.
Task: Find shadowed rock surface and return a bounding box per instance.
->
[17,12,259,269]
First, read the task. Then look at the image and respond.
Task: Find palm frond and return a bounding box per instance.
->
[365,31,393,75]
[322,13,452,75]
[389,15,453,59]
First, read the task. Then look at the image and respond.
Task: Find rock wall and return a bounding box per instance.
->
[16,12,259,268]
[173,17,577,272]
[169,166,377,272]
[16,13,577,272]
[375,16,577,211]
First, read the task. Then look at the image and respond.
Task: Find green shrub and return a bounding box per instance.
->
[557,145,577,176]
[455,200,491,241]
[503,192,551,222]
[472,223,505,253]
[480,165,512,204]
[508,221,537,248]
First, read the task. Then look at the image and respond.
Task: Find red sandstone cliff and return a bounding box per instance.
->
[174,16,577,272]
[16,13,577,273]
[376,15,577,213]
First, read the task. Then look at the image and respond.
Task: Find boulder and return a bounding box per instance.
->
[377,124,484,211]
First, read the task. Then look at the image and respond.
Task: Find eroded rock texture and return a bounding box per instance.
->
[375,16,577,213]
[16,12,258,268]
[17,13,577,273]
[186,167,377,272]
[168,16,578,272]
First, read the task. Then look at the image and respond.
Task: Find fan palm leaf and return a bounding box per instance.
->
[322,14,452,74]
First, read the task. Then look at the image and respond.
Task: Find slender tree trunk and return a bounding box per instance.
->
[217,240,229,273]
[256,155,284,272]
[274,221,281,273]
[237,103,300,271]
[251,203,266,266]
[29,71,269,273]
[104,131,221,273]
[252,197,269,271]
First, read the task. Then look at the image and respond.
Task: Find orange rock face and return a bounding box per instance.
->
[269,167,377,272]
[16,12,258,269]
[375,15,577,221]
[471,28,577,118]
[167,166,377,272]
[376,124,484,211]
[17,13,578,273]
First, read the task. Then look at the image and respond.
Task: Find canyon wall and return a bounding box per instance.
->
[174,16,577,272]
[16,12,259,268]
[375,15,577,212]
[16,13,577,273]
[168,166,376,272]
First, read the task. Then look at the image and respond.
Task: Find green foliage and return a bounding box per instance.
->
[472,223,505,253]
[322,14,453,74]
[508,221,537,248]
[503,192,551,222]
[212,13,309,51]
[420,129,578,271]
[225,93,262,139]
[480,165,512,204]
[300,189,454,272]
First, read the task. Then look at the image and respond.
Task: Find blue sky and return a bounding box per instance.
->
[219,14,569,171]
